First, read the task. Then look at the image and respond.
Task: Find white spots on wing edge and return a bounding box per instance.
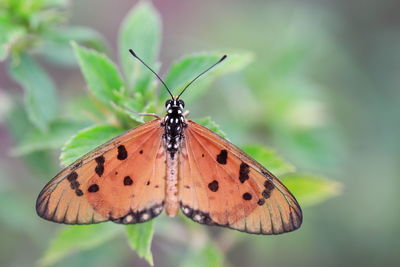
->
[124,215,134,223]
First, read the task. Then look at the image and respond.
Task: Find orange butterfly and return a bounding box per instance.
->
[36,50,302,235]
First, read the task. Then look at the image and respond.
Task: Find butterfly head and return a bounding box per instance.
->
[165,99,185,124]
[165,99,185,111]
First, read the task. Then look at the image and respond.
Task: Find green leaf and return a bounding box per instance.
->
[5,101,57,177]
[181,241,223,267]
[39,224,121,267]
[282,174,343,206]
[71,42,124,106]
[0,20,25,61]
[114,97,145,123]
[4,99,29,143]
[64,95,109,123]
[40,26,107,66]
[9,54,58,131]
[60,124,125,166]
[125,221,154,266]
[118,0,161,92]
[163,52,253,102]
[196,117,226,138]
[242,145,295,176]
[11,120,89,155]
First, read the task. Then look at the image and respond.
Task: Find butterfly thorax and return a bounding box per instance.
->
[162,99,186,158]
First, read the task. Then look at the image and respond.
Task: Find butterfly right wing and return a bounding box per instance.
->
[36,119,166,224]
[178,120,302,234]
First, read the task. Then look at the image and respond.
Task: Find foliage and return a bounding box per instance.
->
[72,42,124,106]
[39,224,121,266]
[9,54,58,131]
[2,0,343,266]
[125,221,155,266]
[163,52,253,103]
[2,0,104,131]
[242,145,295,176]
[118,0,161,93]
[282,174,343,206]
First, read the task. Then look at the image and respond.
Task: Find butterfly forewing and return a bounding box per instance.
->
[178,120,302,234]
[36,119,166,224]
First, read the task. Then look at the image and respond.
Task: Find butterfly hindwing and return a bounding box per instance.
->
[179,120,302,234]
[36,119,166,224]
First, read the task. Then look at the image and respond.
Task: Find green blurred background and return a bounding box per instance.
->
[1,0,399,266]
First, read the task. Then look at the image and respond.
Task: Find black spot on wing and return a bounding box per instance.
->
[257,198,265,206]
[95,155,105,177]
[124,176,133,186]
[239,162,250,183]
[66,171,84,196]
[88,184,99,193]
[262,189,271,199]
[67,172,78,182]
[75,189,83,196]
[216,149,228,164]
[242,192,252,200]
[117,145,128,160]
[208,180,219,192]
[262,180,275,199]
[70,180,80,190]
[264,180,275,191]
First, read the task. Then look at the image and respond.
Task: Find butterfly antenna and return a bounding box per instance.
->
[177,55,227,99]
[129,49,174,100]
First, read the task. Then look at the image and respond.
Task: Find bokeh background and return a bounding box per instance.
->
[1,0,399,266]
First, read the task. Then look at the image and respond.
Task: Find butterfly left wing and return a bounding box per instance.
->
[36,119,166,224]
[178,120,302,234]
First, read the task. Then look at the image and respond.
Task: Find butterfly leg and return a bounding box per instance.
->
[110,102,160,119]
[183,110,190,118]
[138,113,161,119]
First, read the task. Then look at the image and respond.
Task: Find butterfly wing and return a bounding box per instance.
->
[178,120,302,234]
[36,119,166,224]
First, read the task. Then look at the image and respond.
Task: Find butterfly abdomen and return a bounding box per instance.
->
[165,153,179,216]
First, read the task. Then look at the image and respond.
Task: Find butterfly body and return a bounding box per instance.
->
[162,98,186,216]
[36,52,302,235]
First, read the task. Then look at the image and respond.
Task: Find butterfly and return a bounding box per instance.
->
[36,49,302,235]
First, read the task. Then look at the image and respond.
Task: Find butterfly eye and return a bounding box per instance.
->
[165,100,172,108]
[178,100,185,108]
